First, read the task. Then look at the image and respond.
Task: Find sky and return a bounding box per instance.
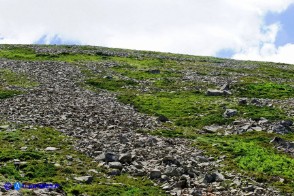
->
[0,0,294,64]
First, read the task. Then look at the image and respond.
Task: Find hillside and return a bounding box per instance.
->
[0,44,293,195]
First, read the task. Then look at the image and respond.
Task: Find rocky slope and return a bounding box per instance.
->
[0,45,293,195]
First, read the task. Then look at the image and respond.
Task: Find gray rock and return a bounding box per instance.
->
[105,152,119,162]
[238,98,247,105]
[223,109,238,118]
[109,162,123,169]
[45,147,58,151]
[108,169,121,176]
[203,125,222,133]
[206,89,225,96]
[220,83,230,91]
[164,166,182,177]
[148,69,160,74]
[252,126,262,132]
[150,169,161,179]
[280,120,293,127]
[203,172,225,183]
[157,115,169,122]
[119,153,132,163]
[0,125,9,129]
[74,176,93,184]
[272,124,291,134]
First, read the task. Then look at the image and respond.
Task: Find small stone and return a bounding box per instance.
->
[223,109,238,118]
[109,162,123,170]
[74,176,93,184]
[206,89,225,96]
[220,83,230,91]
[203,172,225,183]
[66,155,73,161]
[45,147,58,151]
[150,169,161,179]
[203,125,222,133]
[20,146,27,150]
[0,125,9,129]
[242,185,255,192]
[157,115,169,122]
[105,152,119,162]
[252,126,262,132]
[280,120,293,127]
[88,169,98,174]
[164,166,182,177]
[119,153,132,163]
[54,163,61,167]
[108,169,121,176]
[238,98,247,105]
[148,69,161,74]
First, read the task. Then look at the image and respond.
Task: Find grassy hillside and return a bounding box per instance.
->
[0,45,294,194]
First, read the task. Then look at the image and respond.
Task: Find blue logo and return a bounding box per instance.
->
[4,182,12,191]
[14,182,22,191]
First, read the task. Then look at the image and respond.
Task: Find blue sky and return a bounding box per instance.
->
[0,0,294,64]
[265,4,294,47]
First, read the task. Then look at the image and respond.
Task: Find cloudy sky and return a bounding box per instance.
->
[0,0,294,64]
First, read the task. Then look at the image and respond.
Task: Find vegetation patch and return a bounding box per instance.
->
[86,77,138,91]
[0,126,165,195]
[236,83,294,99]
[0,69,38,88]
[194,132,294,193]
[118,92,287,128]
[0,89,21,99]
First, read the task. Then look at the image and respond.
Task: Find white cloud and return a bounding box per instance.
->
[0,0,294,64]
[233,43,294,64]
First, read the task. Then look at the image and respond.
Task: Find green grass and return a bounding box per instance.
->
[194,132,294,193]
[118,91,287,128]
[236,82,294,99]
[0,126,165,195]
[0,69,38,88]
[0,46,104,62]
[86,77,138,91]
[0,89,21,99]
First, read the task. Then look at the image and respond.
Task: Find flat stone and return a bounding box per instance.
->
[252,126,262,132]
[203,125,222,133]
[150,169,161,179]
[109,162,123,170]
[74,176,93,184]
[45,147,58,151]
[0,125,9,129]
[206,89,225,96]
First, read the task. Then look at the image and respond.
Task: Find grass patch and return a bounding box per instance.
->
[86,77,138,91]
[195,132,294,193]
[0,126,164,195]
[236,83,294,99]
[0,69,38,88]
[118,91,287,128]
[0,89,21,99]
